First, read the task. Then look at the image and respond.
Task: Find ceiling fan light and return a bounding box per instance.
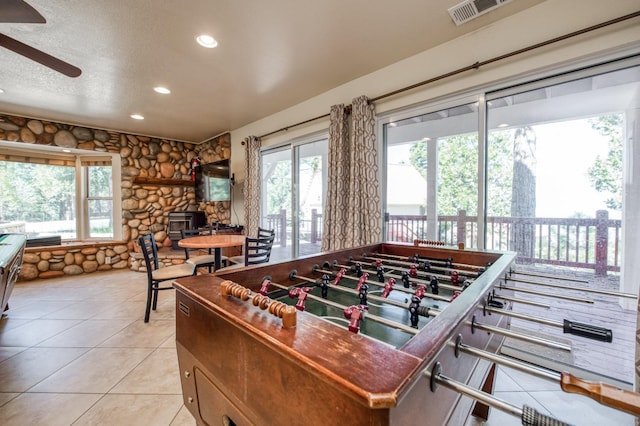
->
[154,86,171,94]
[130,114,145,120]
[196,34,218,48]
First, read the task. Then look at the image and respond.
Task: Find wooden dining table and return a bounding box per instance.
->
[178,234,246,270]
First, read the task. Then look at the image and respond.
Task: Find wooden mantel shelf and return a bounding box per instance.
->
[133,177,194,186]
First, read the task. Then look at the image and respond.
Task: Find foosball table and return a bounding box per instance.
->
[173,242,639,425]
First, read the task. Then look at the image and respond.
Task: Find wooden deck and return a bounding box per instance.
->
[499,265,635,387]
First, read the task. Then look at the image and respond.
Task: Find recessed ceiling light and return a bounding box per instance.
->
[154,86,171,94]
[498,123,509,128]
[196,34,218,48]
[130,114,145,120]
[0,88,4,94]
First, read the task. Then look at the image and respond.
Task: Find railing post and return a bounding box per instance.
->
[595,209,608,276]
[457,210,467,247]
[311,209,318,243]
[280,209,287,247]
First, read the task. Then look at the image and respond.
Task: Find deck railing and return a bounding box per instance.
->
[388,210,621,275]
[264,209,621,275]
[265,209,622,275]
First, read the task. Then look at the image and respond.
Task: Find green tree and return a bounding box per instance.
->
[587,114,623,210]
[408,131,513,217]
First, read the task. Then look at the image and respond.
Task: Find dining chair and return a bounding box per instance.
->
[180,228,227,272]
[219,233,275,271]
[138,233,196,322]
[226,228,275,266]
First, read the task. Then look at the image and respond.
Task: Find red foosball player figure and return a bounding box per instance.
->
[450,270,459,286]
[409,264,418,279]
[288,287,312,311]
[414,284,426,300]
[259,279,271,295]
[356,272,369,291]
[381,278,396,298]
[343,304,367,333]
[332,268,346,286]
[450,290,461,302]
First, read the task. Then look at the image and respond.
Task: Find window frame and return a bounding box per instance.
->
[0,141,122,242]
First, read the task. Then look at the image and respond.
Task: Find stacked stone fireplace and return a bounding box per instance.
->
[167,211,207,249]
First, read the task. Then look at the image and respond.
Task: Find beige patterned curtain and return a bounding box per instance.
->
[322,104,350,251]
[322,96,381,251]
[243,136,261,237]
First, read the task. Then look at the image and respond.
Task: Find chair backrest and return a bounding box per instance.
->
[258,227,275,238]
[244,233,275,266]
[180,228,201,260]
[138,233,159,280]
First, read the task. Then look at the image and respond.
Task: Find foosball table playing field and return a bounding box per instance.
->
[173,242,640,426]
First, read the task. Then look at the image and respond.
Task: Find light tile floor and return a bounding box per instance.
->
[0,269,635,425]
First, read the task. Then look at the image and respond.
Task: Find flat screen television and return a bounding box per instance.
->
[195,160,232,202]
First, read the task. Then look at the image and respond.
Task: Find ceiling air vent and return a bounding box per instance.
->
[448,0,514,26]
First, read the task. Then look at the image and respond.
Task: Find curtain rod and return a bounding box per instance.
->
[257,10,640,140]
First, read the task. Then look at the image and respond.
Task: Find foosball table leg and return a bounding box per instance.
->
[472,363,497,421]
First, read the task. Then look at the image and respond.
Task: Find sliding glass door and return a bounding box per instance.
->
[261,136,328,261]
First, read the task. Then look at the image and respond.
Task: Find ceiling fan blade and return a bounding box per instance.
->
[0,0,46,23]
[0,33,81,77]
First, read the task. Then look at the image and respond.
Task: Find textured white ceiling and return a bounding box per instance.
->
[0,0,543,143]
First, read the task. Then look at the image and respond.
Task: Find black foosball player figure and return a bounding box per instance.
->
[401,271,411,288]
[408,295,422,328]
[422,260,431,272]
[376,265,385,283]
[446,257,453,269]
[358,282,369,306]
[429,276,439,295]
[319,274,331,298]
[354,262,363,277]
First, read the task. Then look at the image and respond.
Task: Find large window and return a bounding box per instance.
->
[383,100,480,248]
[0,144,120,241]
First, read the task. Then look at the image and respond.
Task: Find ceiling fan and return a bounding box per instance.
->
[0,0,81,77]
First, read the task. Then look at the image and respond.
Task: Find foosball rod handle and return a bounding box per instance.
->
[560,372,640,416]
[428,363,571,426]
[563,319,613,342]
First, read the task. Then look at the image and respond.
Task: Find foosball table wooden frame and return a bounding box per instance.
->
[173,242,519,425]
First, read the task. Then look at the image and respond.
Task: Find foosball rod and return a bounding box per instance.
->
[312,266,453,303]
[338,261,463,292]
[426,362,571,426]
[498,283,595,304]
[292,271,418,311]
[371,251,484,272]
[363,254,473,275]
[452,336,640,416]
[490,293,551,308]
[505,275,637,300]
[268,279,419,335]
[483,305,613,342]
[344,259,469,287]
[469,317,572,351]
[510,269,588,283]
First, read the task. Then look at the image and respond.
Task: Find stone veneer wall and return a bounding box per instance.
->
[0,113,231,280]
